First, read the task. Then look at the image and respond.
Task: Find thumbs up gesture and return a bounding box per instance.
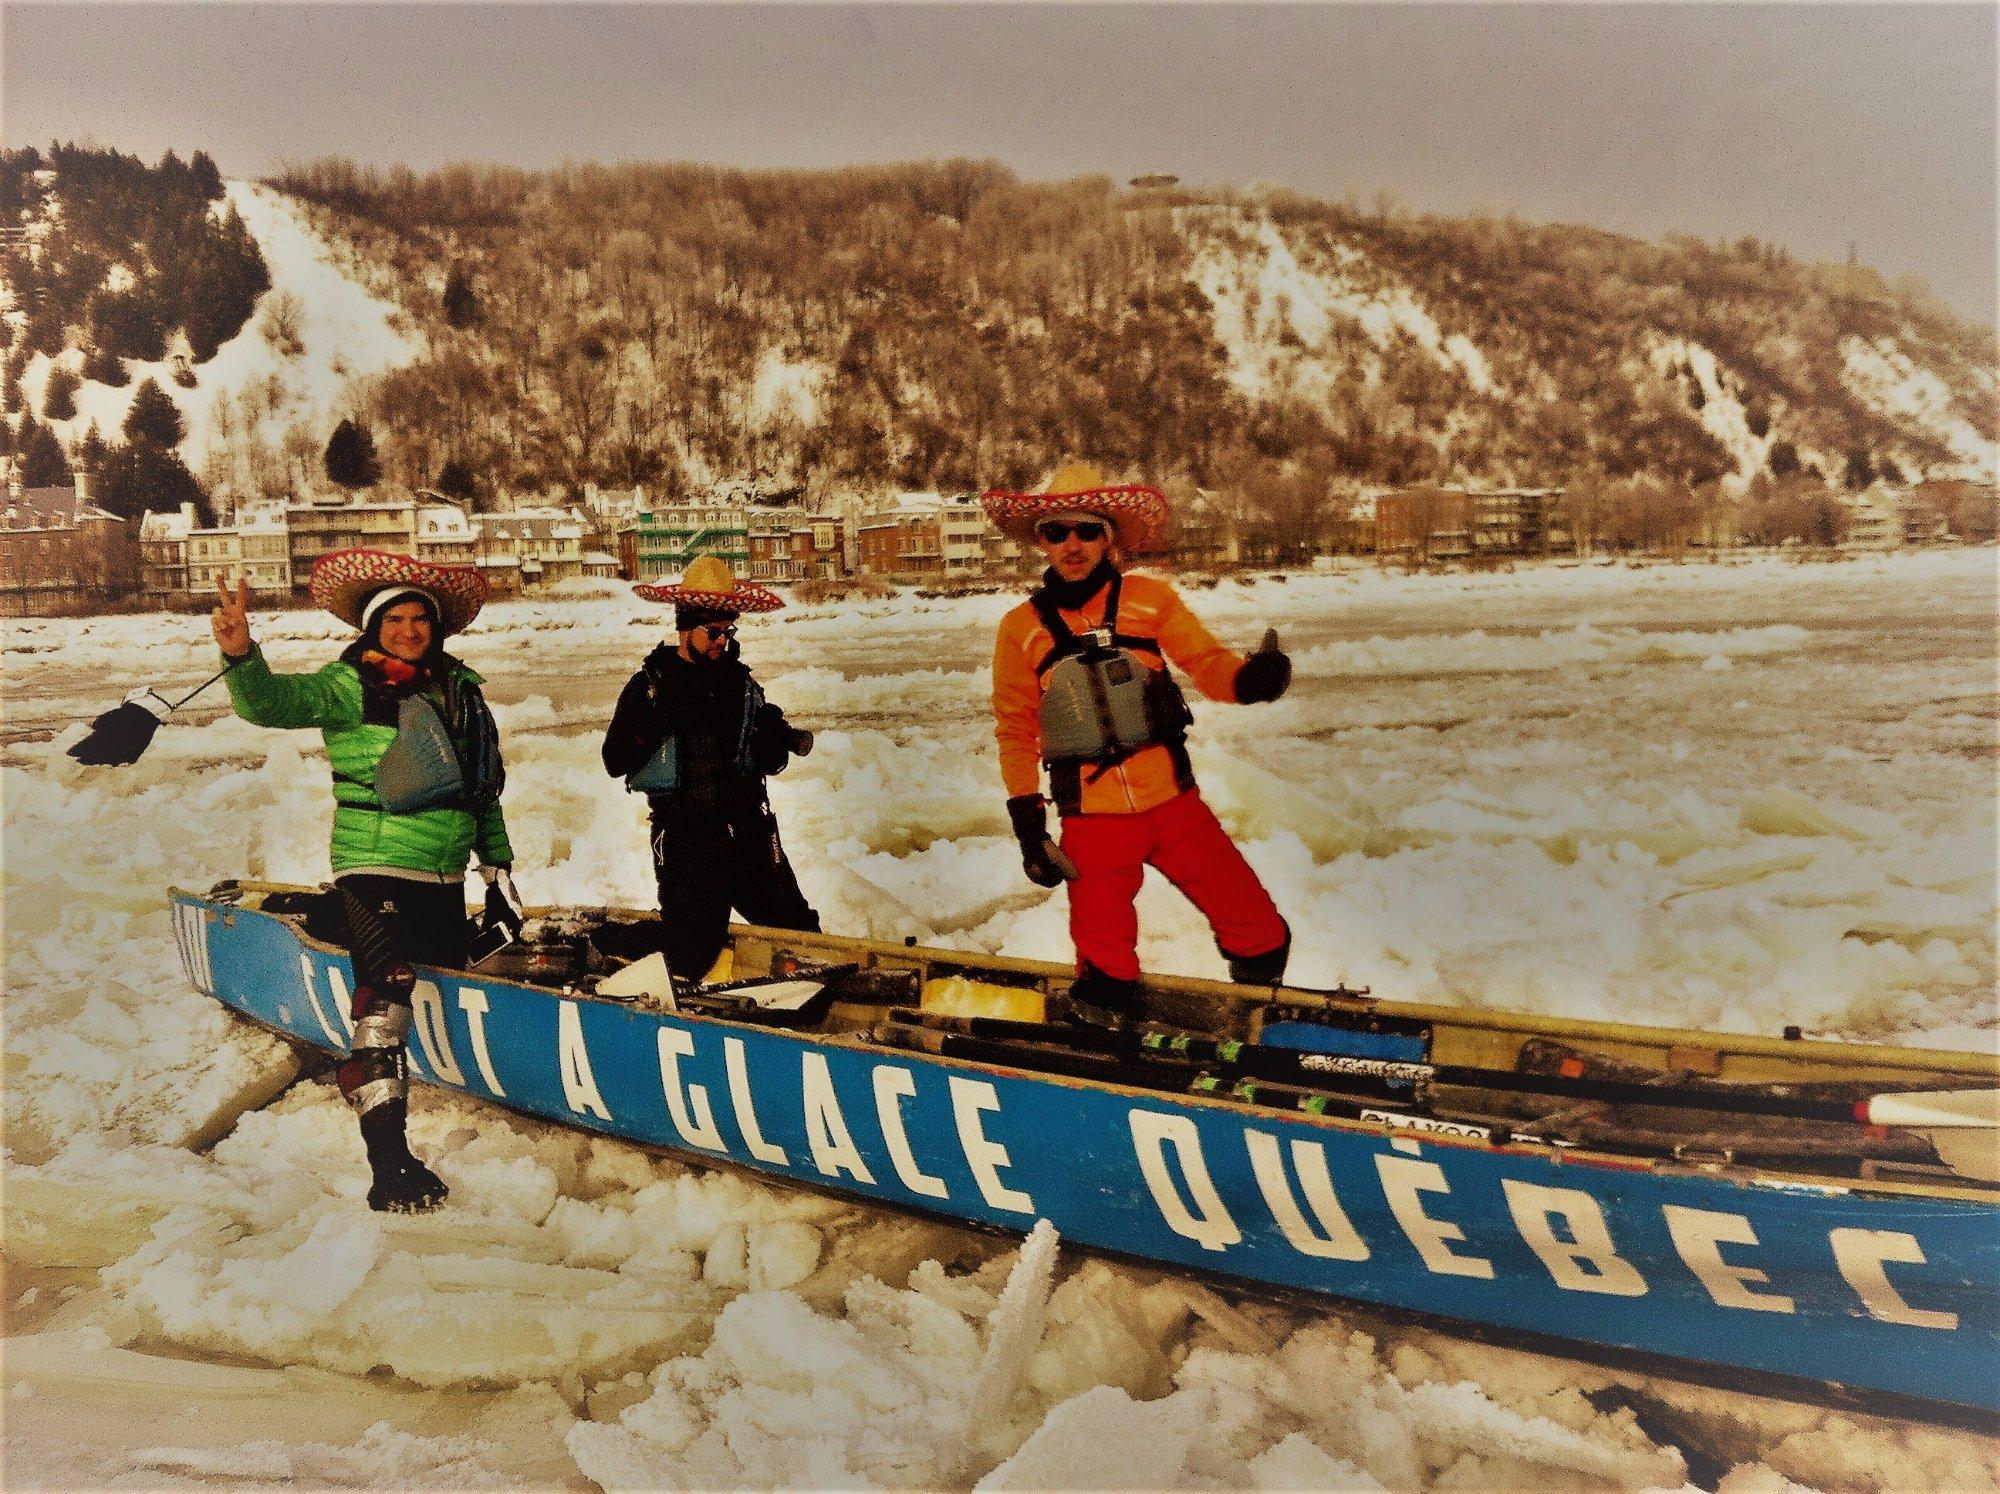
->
[1234,628,1291,704]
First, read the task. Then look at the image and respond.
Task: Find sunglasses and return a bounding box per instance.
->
[694,622,738,640]
[1036,520,1108,544]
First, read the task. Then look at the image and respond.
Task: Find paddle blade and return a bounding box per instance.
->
[1863,1088,2000,1129]
[66,701,166,766]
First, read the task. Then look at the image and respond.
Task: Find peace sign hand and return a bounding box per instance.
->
[210,574,253,660]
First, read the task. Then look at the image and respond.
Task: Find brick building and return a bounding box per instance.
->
[0,483,139,615]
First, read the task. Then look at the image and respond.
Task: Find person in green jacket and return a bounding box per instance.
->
[211,548,520,1213]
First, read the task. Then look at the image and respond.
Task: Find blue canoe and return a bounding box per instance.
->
[170,882,2000,1425]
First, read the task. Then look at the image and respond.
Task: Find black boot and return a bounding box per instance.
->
[1065,964,1143,1028]
[1225,922,1292,987]
[358,1100,448,1214]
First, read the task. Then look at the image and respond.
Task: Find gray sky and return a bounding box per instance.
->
[4,2,1994,327]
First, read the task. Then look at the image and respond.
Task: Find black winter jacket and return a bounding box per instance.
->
[601,644,798,816]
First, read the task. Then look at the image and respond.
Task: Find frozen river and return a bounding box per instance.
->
[3,548,1996,1488]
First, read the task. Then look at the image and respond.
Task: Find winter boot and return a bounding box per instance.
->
[1224,922,1292,987]
[358,1100,449,1214]
[367,1156,450,1214]
[1065,964,1144,1028]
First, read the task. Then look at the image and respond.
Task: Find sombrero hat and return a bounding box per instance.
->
[633,554,784,614]
[980,461,1169,553]
[310,548,487,637]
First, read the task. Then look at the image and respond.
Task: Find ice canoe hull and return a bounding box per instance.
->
[170,885,2000,1422]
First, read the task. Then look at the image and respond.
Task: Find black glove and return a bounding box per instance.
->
[482,867,525,936]
[1007,795,1079,888]
[1234,628,1291,704]
[750,705,806,775]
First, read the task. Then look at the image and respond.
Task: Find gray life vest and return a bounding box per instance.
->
[337,666,504,816]
[627,677,767,795]
[374,695,468,814]
[1032,574,1194,773]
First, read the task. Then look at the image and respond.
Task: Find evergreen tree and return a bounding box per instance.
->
[433,456,478,502]
[442,264,480,328]
[1,347,24,414]
[76,420,106,479]
[123,378,185,448]
[92,287,168,362]
[93,440,209,523]
[189,150,224,200]
[17,418,72,486]
[83,343,130,387]
[42,364,80,420]
[324,417,382,488]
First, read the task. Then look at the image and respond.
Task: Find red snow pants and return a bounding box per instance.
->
[1058,789,1287,982]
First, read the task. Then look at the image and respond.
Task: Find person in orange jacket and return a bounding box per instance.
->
[984,463,1293,1016]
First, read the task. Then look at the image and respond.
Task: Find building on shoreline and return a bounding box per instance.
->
[1375,485,1572,563]
[1,482,138,616]
[853,492,1017,582]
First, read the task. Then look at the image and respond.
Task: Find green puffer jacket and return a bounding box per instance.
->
[224,644,513,878]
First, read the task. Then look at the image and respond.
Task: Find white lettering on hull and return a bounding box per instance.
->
[324,964,356,1037]
[557,1001,612,1121]
[874,1066,949,1199]
[1830,1228,1958,1330]
[410,980,465,1085]
[457,986,506,1097]
[1246,1130,1368,1260]
[298,955,345,1046]
[951,1077,1034,1214]
[175,903,214,992]
[802,1053,876,1183]
[656,1027,728,1153]
[1663,1206,1795,1313]
[725,1036,790,1164]
[1375,1154,1494,1278]
[1503,1179,1647,1296]
[1131,1110,1240,1252]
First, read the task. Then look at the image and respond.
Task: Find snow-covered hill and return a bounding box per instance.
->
[11,180,418,507]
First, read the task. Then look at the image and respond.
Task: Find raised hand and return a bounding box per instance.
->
[1234,627,1291,704]
[210,573,253,660]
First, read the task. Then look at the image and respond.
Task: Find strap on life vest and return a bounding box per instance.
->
[1029,574,1195,814]
[1029,574,1165,676]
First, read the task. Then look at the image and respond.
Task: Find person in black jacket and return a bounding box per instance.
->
[603,556,819,983]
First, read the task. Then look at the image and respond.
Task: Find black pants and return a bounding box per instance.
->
[651,806,820,981]
[332,875,469,1114]
[335,874,470,981]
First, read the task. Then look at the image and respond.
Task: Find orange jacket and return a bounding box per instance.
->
[992,570,1245,816]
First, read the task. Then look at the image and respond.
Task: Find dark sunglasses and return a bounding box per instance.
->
[695,622,738,640]
[1036,520,1108,544]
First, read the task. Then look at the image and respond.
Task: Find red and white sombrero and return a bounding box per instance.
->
[633,554,783,614]
[981,462,1169,553]
[309,548,488,637]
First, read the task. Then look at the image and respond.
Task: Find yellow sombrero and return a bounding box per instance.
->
[980,462,1169,552]
[309,548,487,637]
[633,555,784,614]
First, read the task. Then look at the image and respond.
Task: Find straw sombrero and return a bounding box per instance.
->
[633,554,783,614]
[980,461,1169,552]
[309,548,487,637]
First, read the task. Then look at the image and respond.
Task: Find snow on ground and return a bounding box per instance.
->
[1648,336,1776,495]
[745,348,831,431]
[1840,335,1997,482]
[20,180,420,495]
[4,548,1997,1488]
[1190,213,1492,404]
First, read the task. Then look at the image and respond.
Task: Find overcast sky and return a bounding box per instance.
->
[5,2,1994,327]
